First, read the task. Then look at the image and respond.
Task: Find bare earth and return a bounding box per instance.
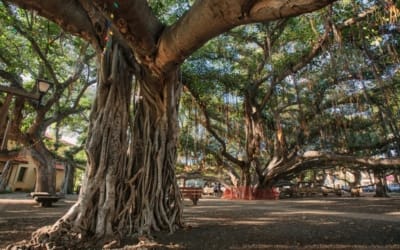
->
[0,192,400,249]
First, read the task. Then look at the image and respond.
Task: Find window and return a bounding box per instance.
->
[17,167,27,182]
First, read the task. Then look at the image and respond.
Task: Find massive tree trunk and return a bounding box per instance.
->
[11,41,183,249]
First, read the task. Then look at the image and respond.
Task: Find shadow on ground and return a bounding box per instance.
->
[152,196,400,249]
[1,193,400,249]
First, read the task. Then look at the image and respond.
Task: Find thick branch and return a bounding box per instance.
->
[5,0,97,44]
[263,149,400,184]
[90,0,163,57]
[156,0,336,73]
[0,70,23,86]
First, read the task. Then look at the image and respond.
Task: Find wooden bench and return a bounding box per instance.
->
[30,192,62,207]
[180,187,202,205]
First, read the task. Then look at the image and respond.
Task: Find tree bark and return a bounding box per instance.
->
[131,67,183,235]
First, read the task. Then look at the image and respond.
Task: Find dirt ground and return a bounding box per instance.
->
[0,192,400,249]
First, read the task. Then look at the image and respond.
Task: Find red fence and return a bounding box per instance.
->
[222,186,279,200]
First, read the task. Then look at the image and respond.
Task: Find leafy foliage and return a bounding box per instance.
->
[179,1,400,185]
[0,1,95,167]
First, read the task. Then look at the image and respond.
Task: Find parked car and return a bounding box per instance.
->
[296,181,321,197]
[273,180,295,199]
[278,185,295,199]
[203,186,214,195]
[362,185,375,192]
[388,183,400,192]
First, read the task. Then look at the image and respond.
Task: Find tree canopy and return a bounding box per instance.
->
[180,0,400,197]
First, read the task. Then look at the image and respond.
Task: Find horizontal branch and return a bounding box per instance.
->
[5,0,96,43]
[301,150,400,167]
[0,85,40,100]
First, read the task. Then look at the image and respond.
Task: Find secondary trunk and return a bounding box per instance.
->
[241,91,264,199]
[0,160,12,191]
[131,67,183,235]
[374,169,389,197]
[26,142,56,194]
[10,41,183,249]
[238,165,252,199]
[349,170,362,197]
[61,163,75,194]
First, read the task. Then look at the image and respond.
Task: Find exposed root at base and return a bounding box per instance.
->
[7,225,84,250]
[7,224,184,250]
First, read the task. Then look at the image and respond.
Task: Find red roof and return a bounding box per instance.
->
[54,164,65,170]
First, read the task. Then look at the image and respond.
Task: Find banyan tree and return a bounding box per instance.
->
[5,0,336,248]
[183,1,400,199]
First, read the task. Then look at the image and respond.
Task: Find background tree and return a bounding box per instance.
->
[182,0,400,197]
[0,1,95,193]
